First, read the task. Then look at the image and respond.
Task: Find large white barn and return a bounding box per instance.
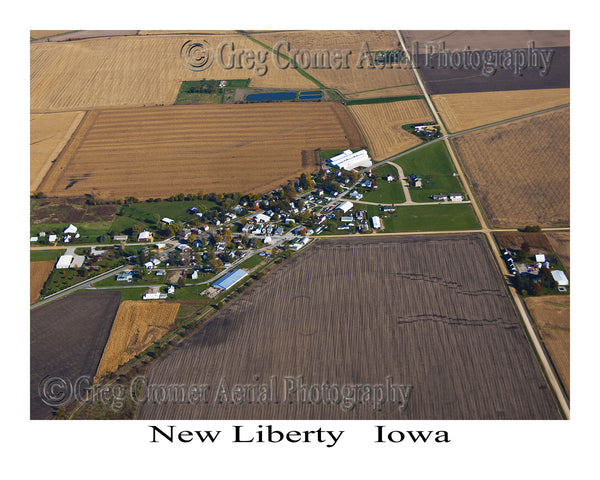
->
[327,149,372,171]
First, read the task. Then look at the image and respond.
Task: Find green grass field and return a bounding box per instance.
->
[360,164,406,204]
[30,222,113,243]
[356,203,480,232]
[30,249,66,262]
[393,142,463,203]
[238,254,266,270]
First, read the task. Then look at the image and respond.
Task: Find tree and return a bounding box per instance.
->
[532,283,543,296]
[520,241,530,253]
[177,276,186,288]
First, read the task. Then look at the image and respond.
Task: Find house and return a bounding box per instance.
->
[167,285,175,294]
[138,231,153,242]
[162,217,174,225]
[116,271,134,281]
[381,206,395,212]
[151,258,161,266]
[449,193,464,202]
[63,224,77,234]
[113,235,128,242]
[535,254,546,263]
[176,244,192,251]
[275,226,284,235]
[431,194,447,201]
[143,261,154,269]
[348,191,363,200]
[264,236,272,244]
[386,174,395,182]
[340,216,353,222]
[415,179,422,188]
[191,270,198,280]
[30,236,38,242]
[48,234,57,243]
[255,213,271,223]
[143,292,161,300]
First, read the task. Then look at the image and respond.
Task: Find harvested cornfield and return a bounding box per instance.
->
[547,231,570,275]
[525,295,570,396]
[30,261,55,304]
[30,291,121,419]
[95,301,180,381]
[452,107,569,228]
[30,33,315,113]
[433,88,570,132]
[349,100,434,160]
[137,235,561,420]
[30,111,85,191]
[345,84,422,101]
[38,103,364,199]
[250,30,418,96]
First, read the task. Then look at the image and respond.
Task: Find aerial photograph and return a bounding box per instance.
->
[30,29,570,421]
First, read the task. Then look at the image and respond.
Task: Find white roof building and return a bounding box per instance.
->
[336,201,354,213]
[255,213,271,223]
[191,270,198,280]
[327,149,372,171]
[63,224,78,234]
[143,292,161,300]
[264,236,272,244]
[56,255,74,269]
[371,216,382,229]
[449,194,464,202]
[167,285,175,294]
[551,270,569,286]
[30,236,38,242]
[535,254,546,263]
[138,231,152,241]
[48,234,57,242]
[162,217,174,224]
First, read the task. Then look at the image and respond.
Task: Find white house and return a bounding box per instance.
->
[191,270,198,280]
[138,231,152,242]
[63,224,77,234]
[48,234,57,242]
[30,236,38,242]
[167,285,175,294]
[264,236,272,244]
[255,213,271,223]
[143,292,161,300]
[449,194,464,202]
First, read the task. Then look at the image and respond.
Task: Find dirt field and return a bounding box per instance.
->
[251,30,418,96]
[402,30,570,51]
[348,100,433,160]
[30,261,55,304]
[452,107,569,228]
[30,291,121,419]
[95,301,180,381]
[344,84,421,100]
[494,232,554,254]
[525,295,570,397]
[433,88,569,132]
[30,111,85,191]
[137,235,561,420]
[30,33,315,113]
[38,103,364,199]
[547,231,570,275]
[30,30,77,40]
[31,197,119,225]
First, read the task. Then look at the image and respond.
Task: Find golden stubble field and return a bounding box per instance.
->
[38,103,365,199]
[30,261,54,304]
[251,30,419,96]
[525,295,570,397]
[433,88,570,132]
[30,111,85,191]
[30,33,316,113]
[95,301,180,381]
[452,107,570,228]
[349,99,434,160]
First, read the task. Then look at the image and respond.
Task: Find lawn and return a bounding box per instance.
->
[238,254,266,270]
[31,221,114,244]
[30,249,65,262]
[360,163,406,204]
[393,142,463,203]
[355,202,480,232]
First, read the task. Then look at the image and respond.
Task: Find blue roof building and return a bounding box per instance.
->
[212,269,248,291]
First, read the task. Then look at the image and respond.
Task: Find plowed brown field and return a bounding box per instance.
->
[349,100,434,160]
[525,295,570,396]
[95,301,180,381]
[452,107,569,228]
[433,88,570,132]
[39,103,364,199]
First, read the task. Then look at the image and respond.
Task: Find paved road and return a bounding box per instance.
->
[395,29,570,419]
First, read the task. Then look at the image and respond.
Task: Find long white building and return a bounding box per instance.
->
[327,149,372,171]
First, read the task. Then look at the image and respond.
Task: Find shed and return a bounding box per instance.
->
[63,224,77,234]
[48,234,57,242]
[551,270,569,286]
[535,254,546,263]
[213,269,248,291]
[162,218,174,225]
[56,255,73,269]
[336,201,354,213]
[371,216,382,229]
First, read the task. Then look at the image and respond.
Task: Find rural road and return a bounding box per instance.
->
[396,29,570,419]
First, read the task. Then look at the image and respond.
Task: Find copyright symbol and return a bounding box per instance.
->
[38,376,73,407]
[180,40,214,71]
